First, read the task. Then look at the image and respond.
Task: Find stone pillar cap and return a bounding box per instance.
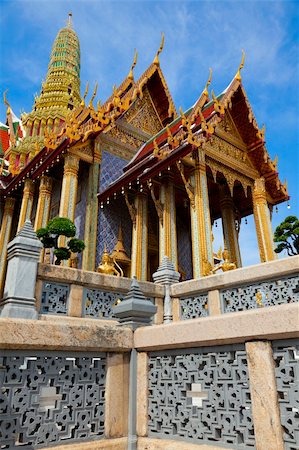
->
[152,256,180,285]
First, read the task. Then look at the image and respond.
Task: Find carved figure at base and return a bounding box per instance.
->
[212,248,236,273]
[97,244,123,276]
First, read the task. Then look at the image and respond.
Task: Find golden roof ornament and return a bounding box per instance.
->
[153,32,165,65]
[81,82,89,106]
[235,50,245,82]
[203,68,213,97]
[89,82,98,107]
[128,50,138,81]
[3,89,11,115]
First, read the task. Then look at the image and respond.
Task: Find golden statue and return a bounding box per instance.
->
[212,248,236,273]
[97,244,123,276]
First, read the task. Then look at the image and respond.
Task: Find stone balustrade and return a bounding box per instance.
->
[35,263,163,320]
[170,255,299,320]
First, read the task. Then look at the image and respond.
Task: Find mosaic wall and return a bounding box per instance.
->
[221,275,299,313]
[0,351,106,448]
[74,165,88,268]
[148,345,255,448]
[272,339,299,450]
[96,151,131,266]
[99,150,128,194]
[176,212,193,280]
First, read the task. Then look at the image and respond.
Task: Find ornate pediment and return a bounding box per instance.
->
[124,87,163,136]
[215,110,247,151]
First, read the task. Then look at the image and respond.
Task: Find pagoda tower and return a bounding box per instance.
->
[5,13,81,170]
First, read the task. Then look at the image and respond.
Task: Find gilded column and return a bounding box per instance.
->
[253,177,276,262]
[190,148,214,278]
[34,176,53,231]
[82,162,100,271]
[219,185,242,267]
[0,198,16,293]
[131,194,148,281]
[159,177,178,269]
[59,154,80,220]
[17,179,35,232]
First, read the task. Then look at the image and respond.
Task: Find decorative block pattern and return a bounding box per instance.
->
[40,281,70,314]
[272,339,299,450]
[221,275,299,313]
[0,351,106,448]
[83,288,125,319]
[148,345,255,448]
[180,294,209,319]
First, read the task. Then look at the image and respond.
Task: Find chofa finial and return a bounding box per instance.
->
[3,89,11,113]
[203,68,212,97]
[235,50,245,82]
[153,32,165,65]
[128,49,138,81]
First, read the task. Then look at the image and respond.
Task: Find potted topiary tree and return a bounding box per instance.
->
[36,217,85,265]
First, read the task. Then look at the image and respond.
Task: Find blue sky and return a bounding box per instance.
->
[0,0,298,266]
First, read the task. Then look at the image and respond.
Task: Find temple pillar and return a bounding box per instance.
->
[131,194,148,281]
[0,197,16,294]
[159,176,178,269]
[17,179,35,232]
[190,148,213,278]
[219,185,242,267]
[34,176,53,231]
[253,177,276,262]
[82,162,100,271]
[59,154,80,220]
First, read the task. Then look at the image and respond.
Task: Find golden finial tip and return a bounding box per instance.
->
[203,68,212,96]
[128,49,138,81]
[235,49,245,82]
[153,32,165,65]
[67,12,73,28]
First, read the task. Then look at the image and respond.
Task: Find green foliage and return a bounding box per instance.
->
[69,238,85,253]
[54,247,71,265]
[274,215,299,256]
[47,217,76,237]
[36,217,85,265]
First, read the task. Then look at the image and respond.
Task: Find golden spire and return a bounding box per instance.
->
[235,50,245,82]
[153,32,165,65]
[128,49,138,81]
[67,12,73,29]
[203,68,212,97]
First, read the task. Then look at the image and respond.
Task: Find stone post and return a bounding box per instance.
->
[152,256,180,323]
[114,278,157,450]
[0,220,42,319]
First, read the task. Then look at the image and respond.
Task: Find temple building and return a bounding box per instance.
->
[0,14,289,292]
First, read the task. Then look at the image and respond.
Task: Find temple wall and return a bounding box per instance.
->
[74,163,88,267]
